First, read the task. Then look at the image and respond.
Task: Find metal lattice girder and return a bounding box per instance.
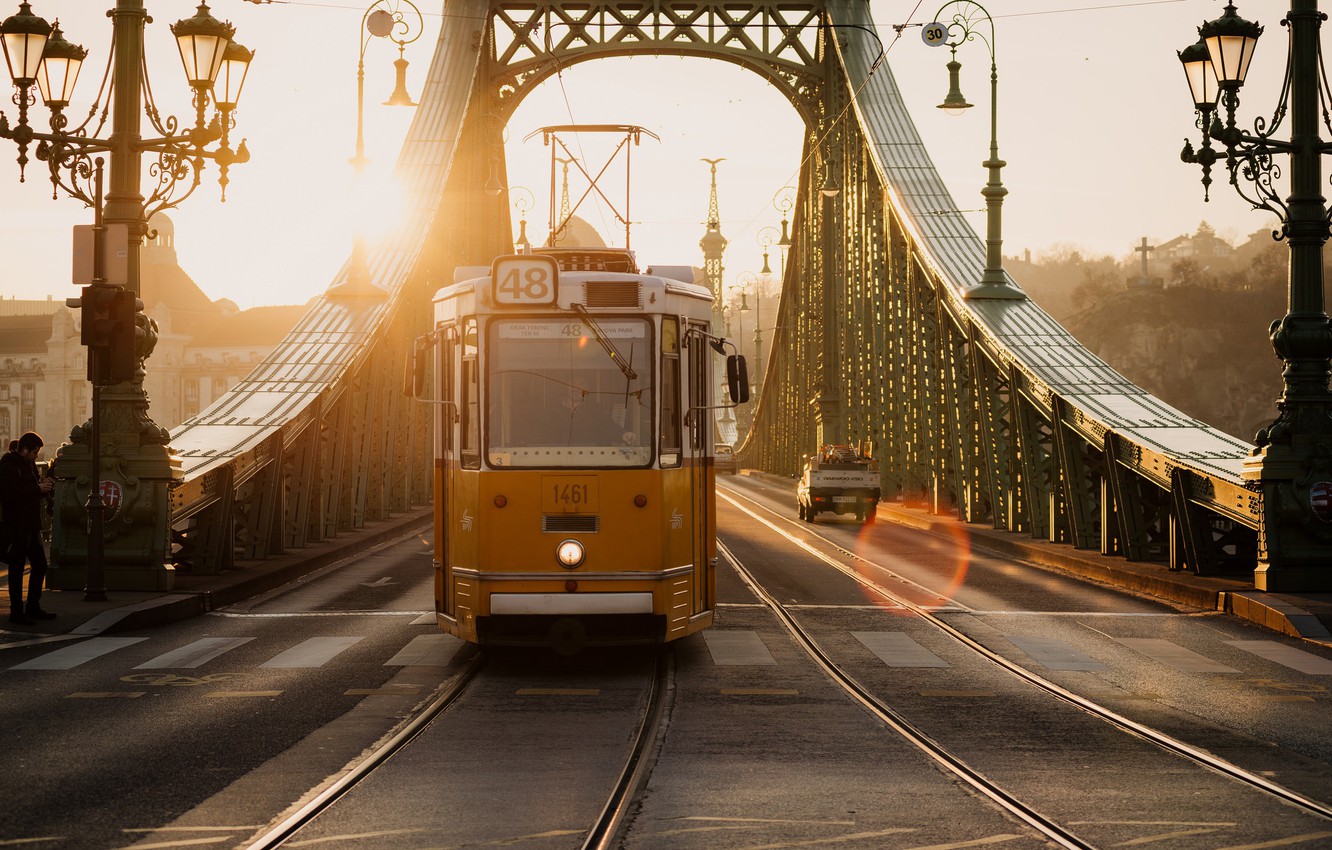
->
[488,1,827,122]
[160,0,1275,581]
[737,0,1264,577]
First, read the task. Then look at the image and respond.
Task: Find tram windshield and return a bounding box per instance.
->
[487,317,652,468]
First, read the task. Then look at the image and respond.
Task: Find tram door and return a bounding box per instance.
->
[437,327,458,617]
[686,321,712,612]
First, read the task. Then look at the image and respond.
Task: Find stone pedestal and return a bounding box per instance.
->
[48,380,182,592]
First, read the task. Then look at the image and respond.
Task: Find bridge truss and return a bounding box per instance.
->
[156,0,1277,587]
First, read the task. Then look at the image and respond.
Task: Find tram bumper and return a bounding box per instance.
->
[490,592,654,615]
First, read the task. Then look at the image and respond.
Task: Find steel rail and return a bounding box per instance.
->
[715,536,1096,849]
[241,649,485,850]
[718,483,1332,822]
[580,648,673,850]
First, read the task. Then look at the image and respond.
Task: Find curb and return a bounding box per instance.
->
[735,469,1331,643]
[81,509,433,636]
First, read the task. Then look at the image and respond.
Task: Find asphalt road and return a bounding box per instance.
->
[0,478,1330,849]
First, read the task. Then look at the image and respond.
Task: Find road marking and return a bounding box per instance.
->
[206,691,282,698]
[10,637,147,670]
[121,673,241,688]
[1112,638,1239,674]
[898,837,1025,848]
[1226,641,1332,675]
[703,630,777,665]
[283,828,427,846]
[516,688,600,695]
[721,688,799,695]
[1110,827,1226,845]
[854,631,949,668]
[918,690,996,697]
[67,692,146,699]
[384,633,463,666]
[1211,834,1332,849]
[346,685,422,696]
[260,636,363,668]
[1005,635,1107,671]
[134,637,256,669]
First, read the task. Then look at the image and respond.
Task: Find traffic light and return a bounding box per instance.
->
[67,284,143,385]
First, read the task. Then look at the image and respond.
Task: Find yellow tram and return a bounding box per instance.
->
[413,247,746,649]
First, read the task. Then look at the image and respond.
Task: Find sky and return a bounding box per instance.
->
[0,0,1289,310]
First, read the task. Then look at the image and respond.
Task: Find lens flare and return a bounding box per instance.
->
[850,510,972,613]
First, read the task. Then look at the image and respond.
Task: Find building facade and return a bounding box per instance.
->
[0,215,305,451]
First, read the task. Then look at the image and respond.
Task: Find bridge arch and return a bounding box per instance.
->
[484,2,833,126]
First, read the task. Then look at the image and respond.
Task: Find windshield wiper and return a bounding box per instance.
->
[572,304,638,381]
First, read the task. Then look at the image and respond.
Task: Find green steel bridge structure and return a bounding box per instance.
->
[46,0,1332,596]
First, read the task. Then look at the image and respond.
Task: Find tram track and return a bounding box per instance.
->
[240,646,671,850]
[717,484,1332,826]
[241,648,487,850]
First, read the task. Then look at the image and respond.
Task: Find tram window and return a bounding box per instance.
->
[441,329,455,453]
[688,321,709,451]
[660,316,681,467]
[485,317,653,468]
[461,320,480,469]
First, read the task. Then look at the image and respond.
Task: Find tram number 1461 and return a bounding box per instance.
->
[543,477,598,512]
[553,482,591,508]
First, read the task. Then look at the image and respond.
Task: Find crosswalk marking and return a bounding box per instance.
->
[703,630,777,665]
[346,685,422,696]
[385,634,462,667]
[854,631,949,668]
[1113,638,1240,673]
[260,637,363,668]
[1005,635,1108,672]
[134,637,256,670]
[1226,640,1332,675]
[10,637,147,670]
[6,630,1331,698]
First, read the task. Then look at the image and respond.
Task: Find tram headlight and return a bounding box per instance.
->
[556,539,585,569]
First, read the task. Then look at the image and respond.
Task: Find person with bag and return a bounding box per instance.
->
[1,432,55,625]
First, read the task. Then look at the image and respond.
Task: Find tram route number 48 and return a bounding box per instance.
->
[492,254,560,307]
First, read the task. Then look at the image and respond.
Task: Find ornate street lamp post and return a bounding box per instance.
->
[773,186,794,280]
[734,271,755,366]
[0,0,253,594]
[1178,1,1332,591]
[349,0,421,175]
[511,185,534,253]
[924,1,1023,300]
[755,227,779,392]
[334,0,421,298]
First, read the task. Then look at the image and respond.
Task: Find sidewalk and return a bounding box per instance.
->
[736,470,1332,647]
[0,508,433,641]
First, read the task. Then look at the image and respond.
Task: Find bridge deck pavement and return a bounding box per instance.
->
[2,485,1330,648]
[738,470,1332,648]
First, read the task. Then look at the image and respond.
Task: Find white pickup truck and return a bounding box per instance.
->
[796,445,881,524]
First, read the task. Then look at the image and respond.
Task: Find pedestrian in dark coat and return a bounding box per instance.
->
[0,432,55,625]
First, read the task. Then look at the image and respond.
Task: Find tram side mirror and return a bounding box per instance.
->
[407,333,436,399]
[727,354,750,404]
